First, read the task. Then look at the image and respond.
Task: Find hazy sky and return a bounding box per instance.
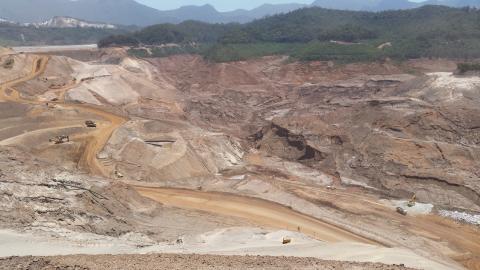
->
[136,0,427,11]
[135,0,310,11]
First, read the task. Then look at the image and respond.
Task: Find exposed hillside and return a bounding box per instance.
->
[34,17,117,29]
[0,23,127,46]
[100,5,480,62]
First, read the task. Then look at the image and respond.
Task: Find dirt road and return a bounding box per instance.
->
[0,56,49,100]
[0,55,127,176]
[134,186,383,245]
[73,104,126,176]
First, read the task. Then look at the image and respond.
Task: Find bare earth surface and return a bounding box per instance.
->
[0,47,479,270]
[0,254,413,270]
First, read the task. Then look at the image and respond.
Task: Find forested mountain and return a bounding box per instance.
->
[310,0,480,10]
[99,5,480,61]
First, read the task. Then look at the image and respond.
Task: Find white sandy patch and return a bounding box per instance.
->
[379,199,433,216]
[439,210,480,225]
[428,72,480,91]
[0,227,461,270]
[68,59,112,82]
[229,175,246,180]
[422,72,480,102]
[389,200,434,215]
[0,229,150,257]
[66,85,102,105]
[77,75,140,105]
[341,176,377,190]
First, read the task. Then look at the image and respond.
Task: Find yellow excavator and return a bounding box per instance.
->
[407,194,416,207]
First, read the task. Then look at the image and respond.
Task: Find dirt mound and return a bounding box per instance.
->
[101,120,244,182]
[251,123,326,166]
[0,254,414,270]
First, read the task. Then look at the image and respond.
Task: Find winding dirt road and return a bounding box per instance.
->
[134,186,384,245]
[0,55,127,176]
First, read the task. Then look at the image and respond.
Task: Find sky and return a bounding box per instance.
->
[136,0,427,11]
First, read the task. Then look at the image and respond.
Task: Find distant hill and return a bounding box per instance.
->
[222,4,308,23]
[0,0,305,26]
[311,0,480,10]
[424,0,480,7]
[100,5,480,62]
[0,0,162,26]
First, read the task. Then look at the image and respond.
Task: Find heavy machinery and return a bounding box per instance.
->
[396,207,407,216]
[49,135,69,144]
[85,120,97,128]
[114,170,124,178]
[282,237,292,244]
[407,194,416,207]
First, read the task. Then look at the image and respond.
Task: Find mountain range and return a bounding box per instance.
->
[0,0,478,26]
[311,0,480,11]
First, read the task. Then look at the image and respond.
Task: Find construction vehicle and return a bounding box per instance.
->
[49,135,69,144]
[407,194,416,207]
[85,120,97,128]
[114,170,124,178]
[282,237,292,244]
[396,207,407,216]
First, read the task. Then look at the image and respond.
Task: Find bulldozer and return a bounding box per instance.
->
[85,120,97,128]
[49,135,69,144]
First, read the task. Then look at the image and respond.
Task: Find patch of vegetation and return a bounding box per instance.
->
[98,35,139,48]
[127,48,150,58]
[99,5,480,62]
[291,42,382,62]
[202,43,299,62]
[457,62,480,74]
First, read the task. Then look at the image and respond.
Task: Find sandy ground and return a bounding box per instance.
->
[0,228,456,270]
